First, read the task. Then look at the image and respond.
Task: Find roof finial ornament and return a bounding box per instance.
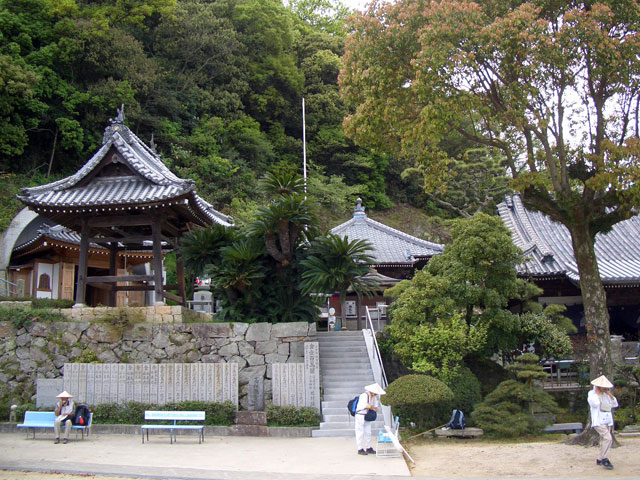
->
[114,104,125,124]
[149,132,157,153]
[353,197,366,221]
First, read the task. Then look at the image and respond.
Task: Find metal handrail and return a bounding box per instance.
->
[0,278,18,297]
[365,306,388,388]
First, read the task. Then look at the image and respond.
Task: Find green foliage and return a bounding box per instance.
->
[467,359,512,397]
[266,404,320,426]
[382,374,454,429]
[472,355,560,437]
[75,349,101,364]
[30,298,74,309]
[92,401,236,426]
[0,306,68,328]
[518,312,574,359]
[439,366,482,416]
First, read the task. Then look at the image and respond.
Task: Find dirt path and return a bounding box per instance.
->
[407,435,640,477]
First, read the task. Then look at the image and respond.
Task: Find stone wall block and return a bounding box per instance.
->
[255,340,277,355]
[272,322,308,338]
[28,323,50,337]
[265,353,288,364]
[228,355,248,369]
[152,331,170,349]
[277,343,290,355]
[86,324,121,343]
[219,342,239,356]
[122,323,153,341]
[246,354,265,366]
[233,322,249,336]
[202,354,222,363]
[32,337,47,348]
[286,356,304,363]
[289,341,305,358]
[246,323,272,342]
[186,350,201,362]
[161,314,174,323]
[307,322,316,337]
[153,348,168,359]
[15,347,30,360]
[239,365,266,385]
[16,334,29,347]
[97,350,118,363]
[155,306,171,315]
[238,340,255,356]
[0,322,14,337]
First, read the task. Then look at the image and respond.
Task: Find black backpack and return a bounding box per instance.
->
[447,409,465,430]
[347,395,359,416]
[73,404,91,426]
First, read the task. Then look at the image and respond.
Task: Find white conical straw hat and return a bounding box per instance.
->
[365,383,386,395]
[56,391,73,398]
[590,375,613,388]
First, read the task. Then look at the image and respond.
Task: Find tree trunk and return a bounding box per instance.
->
[569,222,612,379]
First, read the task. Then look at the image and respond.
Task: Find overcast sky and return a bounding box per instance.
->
[343,0,371,12]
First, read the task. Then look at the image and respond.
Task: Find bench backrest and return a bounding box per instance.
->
[23,411,56,424]
[144,411,205,421]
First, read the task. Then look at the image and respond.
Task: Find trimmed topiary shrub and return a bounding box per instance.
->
[472,354,559,437]
[440,366,482,418]
[382,374,454,429]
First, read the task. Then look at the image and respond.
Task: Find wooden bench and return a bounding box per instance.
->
[141,410,205,444]
[17,411,93,439]
[543,422,583,434]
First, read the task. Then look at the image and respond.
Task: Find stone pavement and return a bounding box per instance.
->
[0,431,411,480]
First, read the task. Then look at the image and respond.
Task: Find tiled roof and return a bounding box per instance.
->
[331,199,444,265]
[18,116,232,227]
[497,194,640,284]
[13,223,100,252]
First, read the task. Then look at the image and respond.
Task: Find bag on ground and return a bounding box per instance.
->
[347,396,359,417]
[447,409,465,429]
[73,404,91,426]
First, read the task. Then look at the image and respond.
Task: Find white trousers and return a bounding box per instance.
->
[594,425,613,460]
[354,414,372,450]
[54,416,72,440]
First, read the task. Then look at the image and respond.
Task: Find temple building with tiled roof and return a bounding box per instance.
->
[12,108,232,307]
[498,194,640,340]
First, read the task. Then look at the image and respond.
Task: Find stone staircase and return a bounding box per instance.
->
[312,330,386,438]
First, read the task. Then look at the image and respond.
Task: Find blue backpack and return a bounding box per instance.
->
[447,409,465,429]
[347,396,359,416]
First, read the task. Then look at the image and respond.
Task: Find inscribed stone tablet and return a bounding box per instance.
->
[230,362,238,407]
[165,363,175,403]
[134,364,143,402]
[174,364,183,403]
[110,364,119,402]
[36,378,63,409]
[158,364,167,405]
[304,342,320,410]
[142,364,150,403]
[214,364,223,403]
[182,364,191,401]
[272,364,281,406]
[205,364,214,402]
[126,364,134,403]
[77,364,87,404]
[102,364,111,404]
[296,363,305,408]
[117,364,127,404]
[86,364,95,406]
[247,376,264,411]
[190,364,198,401]
[198,363,206,402]
[94,364,103,404]
[149,364,158,405]
[63,364,71,394]
[69,363,80,399]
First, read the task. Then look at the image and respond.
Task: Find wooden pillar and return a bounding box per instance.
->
[152,216,164,304]
[108,242,118,307]
[75,219,89,306]
[176,249,187,307]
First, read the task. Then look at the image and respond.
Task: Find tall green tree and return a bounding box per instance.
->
[341,0,640,377]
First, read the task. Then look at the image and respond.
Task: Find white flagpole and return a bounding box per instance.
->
[302,97,307,195]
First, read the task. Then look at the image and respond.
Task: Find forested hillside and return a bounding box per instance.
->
[0,0,509,233]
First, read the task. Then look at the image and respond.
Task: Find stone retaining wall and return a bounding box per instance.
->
[0,317,316,409]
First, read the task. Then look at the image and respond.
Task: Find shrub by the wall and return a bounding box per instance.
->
[91,401,236,426]
[382,374,454,429]
[266,405,320,426]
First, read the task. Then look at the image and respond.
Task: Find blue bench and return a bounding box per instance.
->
[141,410,205,444]
[17,411,93,440]
[544,422,583,433]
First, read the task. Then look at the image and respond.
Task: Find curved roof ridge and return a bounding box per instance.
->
[360,215,444,251]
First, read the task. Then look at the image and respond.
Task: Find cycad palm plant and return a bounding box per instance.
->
[300,233,378,324]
